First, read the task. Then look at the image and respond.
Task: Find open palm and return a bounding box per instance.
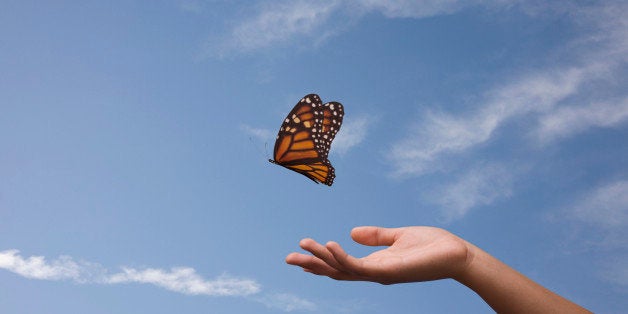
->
[286,226,471,285]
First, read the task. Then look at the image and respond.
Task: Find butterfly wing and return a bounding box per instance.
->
[272,94,323,164]
[269,94,339,186]
[318,101,344,160]
[277,160,335,186]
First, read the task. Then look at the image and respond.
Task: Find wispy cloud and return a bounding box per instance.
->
[354,0,486,18]
[599,257,628,287]
[566,180,628,286]
[0,250,316,310]
[106,267,259,297]
[388,0,628,174]
[0,250,259,297]
[424,163,514,221]
[207,1,342,57]
[241,124,273,143]
[177,0,204,13]
[0,250,104,283]
[255,292,317,312]
[571,180,628,229]
[388,1,628,221]
[534,97,628,144]
[389,65,588,177]
[205,0,520,58]
[333,115,369,155]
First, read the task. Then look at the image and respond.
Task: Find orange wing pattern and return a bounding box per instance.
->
[269,94,344,186]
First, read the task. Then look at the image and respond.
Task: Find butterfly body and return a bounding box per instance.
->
[269,94,344,186]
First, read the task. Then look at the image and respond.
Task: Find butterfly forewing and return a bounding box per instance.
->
[272,94,323,163]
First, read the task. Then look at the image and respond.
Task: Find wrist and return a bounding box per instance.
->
[450,240,480,283]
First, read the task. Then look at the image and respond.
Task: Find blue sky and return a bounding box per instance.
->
[1,0,627,313]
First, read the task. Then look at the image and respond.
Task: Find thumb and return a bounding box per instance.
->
[351,226,401,247]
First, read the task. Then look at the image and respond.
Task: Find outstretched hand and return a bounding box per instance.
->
[285,226,472,284]
[287,226,592,313]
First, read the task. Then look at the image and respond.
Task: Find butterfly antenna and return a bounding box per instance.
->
[248,136,268,160]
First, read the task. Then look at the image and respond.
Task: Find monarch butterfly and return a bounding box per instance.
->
[268,94,344,186]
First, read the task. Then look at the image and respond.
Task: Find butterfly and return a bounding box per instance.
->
[268,94,344,186]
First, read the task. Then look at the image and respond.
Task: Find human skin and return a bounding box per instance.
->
[285,226,592,314]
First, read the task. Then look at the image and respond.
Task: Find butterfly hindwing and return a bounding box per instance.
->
[280,160,335,186]
[269,94,343,186]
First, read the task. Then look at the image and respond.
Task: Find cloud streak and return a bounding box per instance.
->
[106,267,259,297]
[389,64,590,177]
[355,0,486,18]
[0,250,103,283]
[599,257,628,288]
[0,250,319,311]
[534,97,628,144]
[206,0,520,57]
[0,249,260,297]
[241,124,274,143]
[208,1,342,57]
[384,1,628,218]
[566,180,628,287]
[571,180,628,229]
[424,163,514,221]
[255,292,318,312]
[388,1,628,176]
[333,115,370,155]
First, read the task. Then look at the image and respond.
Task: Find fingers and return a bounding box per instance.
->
[286,246,360,281]
[285,252,338,275]
[351,226,402,247]
[298,238,345,270]
[326,241,367,276]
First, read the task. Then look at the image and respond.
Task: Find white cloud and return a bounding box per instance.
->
[241,124,273,143]
[208,1,341,57]
[566,180,628,287]
[562,181,628,249]
[106,267,260,297]
[0,250,103,283]
[206,0,627,62]
[535,97,628,143]
[255,292,317,312]
[1,250,320,310]
[599,257,628,287]
[389,1,628,177]
[354,0,484,18]
[206,0,522,57]
[0,250,259,297]
[572,180,628,228]
[177,0,203,13]
[424,164,514,221]
[332,116,369,155]
[389,67,586,176]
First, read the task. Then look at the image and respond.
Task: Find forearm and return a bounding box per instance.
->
[454,242,591,314]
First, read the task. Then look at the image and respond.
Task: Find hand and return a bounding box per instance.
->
[285,226,472,285]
